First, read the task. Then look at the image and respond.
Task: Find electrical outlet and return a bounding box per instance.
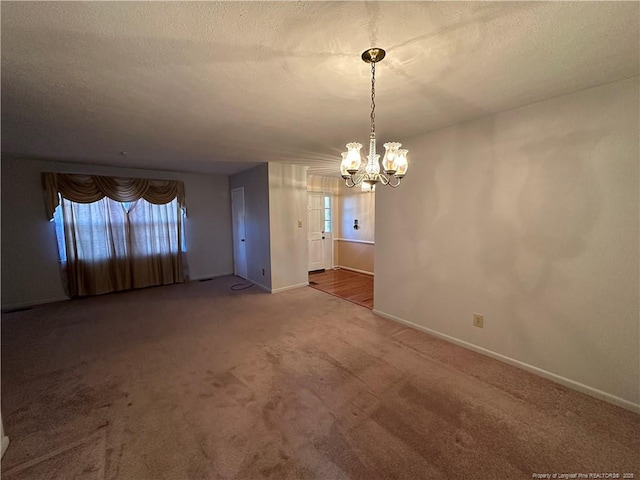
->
[262,268,265,276]
[473,314,484,328]
[298,220,303,228]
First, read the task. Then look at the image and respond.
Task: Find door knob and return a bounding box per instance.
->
[322,236,325,239]
[241,239,245,242]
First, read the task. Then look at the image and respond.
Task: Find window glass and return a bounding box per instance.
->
[324,196,331,233]
[52,197,186,265]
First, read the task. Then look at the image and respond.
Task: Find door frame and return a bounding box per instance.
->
[307,191,334,272]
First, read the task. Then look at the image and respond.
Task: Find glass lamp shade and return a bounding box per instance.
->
[340,152,351,179]
[382,142,402,174]
[395,149,408,178]
[345,143,363,174]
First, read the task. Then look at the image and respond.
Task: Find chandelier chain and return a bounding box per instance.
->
[370,60,376,135]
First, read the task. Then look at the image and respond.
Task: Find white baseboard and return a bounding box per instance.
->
[271,282,309,294]
[1,435,9,458]
[248,280,271,293]
[1,295,69,312]
[247,279,309,294]
[373,309,640,414]
[336,265,374,276]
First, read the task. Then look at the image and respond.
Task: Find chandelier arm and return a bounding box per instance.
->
[378,173,389,185]
[386,176,402,188]
[345,176,356,188]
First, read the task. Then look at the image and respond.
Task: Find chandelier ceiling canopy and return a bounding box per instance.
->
[340,48,408,190]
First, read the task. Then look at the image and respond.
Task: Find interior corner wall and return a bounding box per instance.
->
[374,77,640,409]
[1,158,234,309]
[268,163,308,292]
[229,164,271,291]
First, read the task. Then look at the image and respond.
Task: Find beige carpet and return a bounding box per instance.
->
[2,276,638,479]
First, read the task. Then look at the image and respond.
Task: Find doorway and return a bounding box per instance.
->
[307,192,333,272]
[307,185,375,309]
[231,187,248,279]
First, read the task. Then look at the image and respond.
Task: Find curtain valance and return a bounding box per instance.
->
[42,172,186,220]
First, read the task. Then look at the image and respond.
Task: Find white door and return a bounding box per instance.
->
[308,193,332,271]
[231,188,248,279]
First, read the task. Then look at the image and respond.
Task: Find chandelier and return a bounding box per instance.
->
[340,48,408,189]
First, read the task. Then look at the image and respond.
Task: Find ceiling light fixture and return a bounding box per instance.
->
[340,48,408,189]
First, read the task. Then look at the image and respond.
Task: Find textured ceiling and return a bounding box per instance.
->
[2,1,638,176]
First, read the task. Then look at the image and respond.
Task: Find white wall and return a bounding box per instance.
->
[229,163,309,292]
[269,163,309,292]
[337,188,375,243]
[374,77,639,409]
[307,175,341,196]
[335,185,375,274]
[1,158,234,309]
[229,164,271,290]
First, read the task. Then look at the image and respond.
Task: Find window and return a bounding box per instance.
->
[52,196,186,296]
[53,198,185,261]
[324,195,331,233]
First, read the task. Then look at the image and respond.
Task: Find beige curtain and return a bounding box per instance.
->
[128,199,183,289]
[44,173,186,297]
[43,172,186,221]
[62,197,132,296]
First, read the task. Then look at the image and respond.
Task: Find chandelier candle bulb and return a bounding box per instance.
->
[339,48,409,189]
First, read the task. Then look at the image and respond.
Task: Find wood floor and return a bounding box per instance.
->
[308,268,373,309]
